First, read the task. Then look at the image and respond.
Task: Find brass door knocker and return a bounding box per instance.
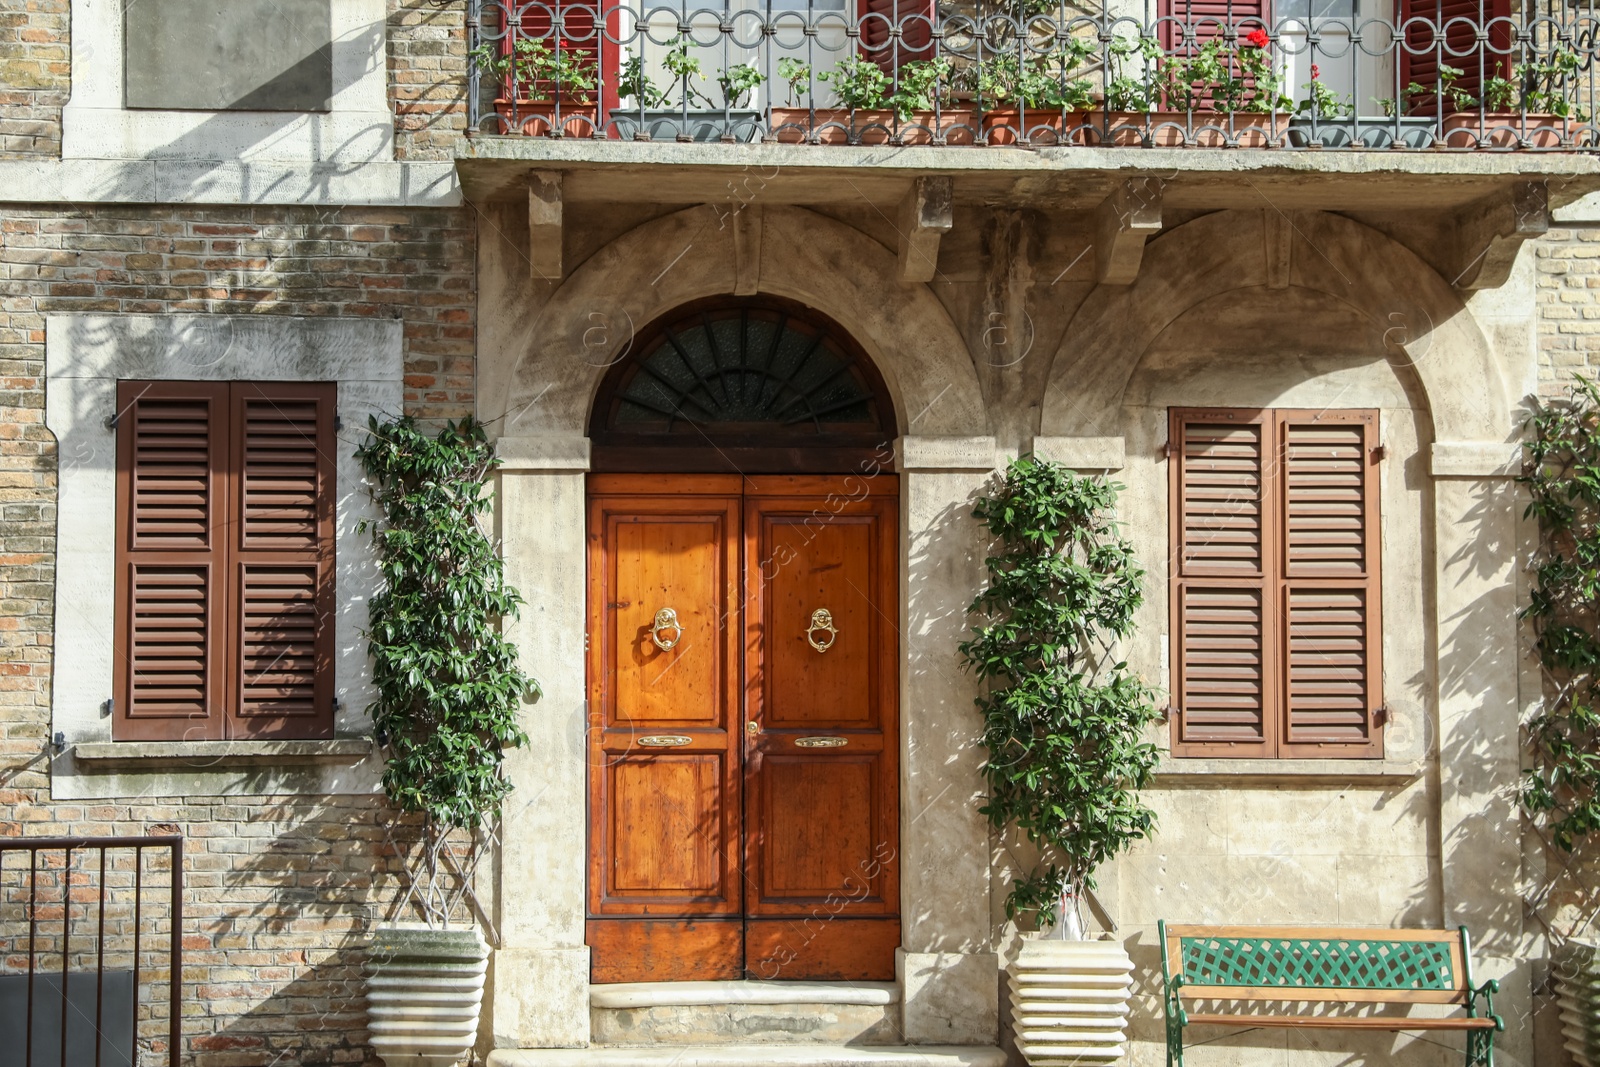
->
[806,609,838,653]
[650,608,683,651]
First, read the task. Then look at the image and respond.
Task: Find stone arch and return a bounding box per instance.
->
[502,204,988,440]
[1038,209,1509,445]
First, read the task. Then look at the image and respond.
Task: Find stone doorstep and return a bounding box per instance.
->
[590,981,903,1047]
[590,982,900,1009]
[486,1046,1007,1067]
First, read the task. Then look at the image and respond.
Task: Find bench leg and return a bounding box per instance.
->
[1165,1007,1184,1067]
[1466,1028,1494,1067]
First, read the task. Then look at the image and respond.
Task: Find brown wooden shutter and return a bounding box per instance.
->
[228,383,337,739]
[115,382,227,741]
[858,0,935,74]
[1276,410,1382,757]
[1168,409,1275,757]
[115,380,336,741]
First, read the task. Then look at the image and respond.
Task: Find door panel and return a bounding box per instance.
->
[743,482,900,980]
[586,482,743,987]
[586,474,900,983]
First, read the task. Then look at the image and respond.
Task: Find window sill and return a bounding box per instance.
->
[1154,757,1427,784]
[71,739,373,769]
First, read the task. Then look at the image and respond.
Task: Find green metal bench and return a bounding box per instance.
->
[1159,921,1503,1066]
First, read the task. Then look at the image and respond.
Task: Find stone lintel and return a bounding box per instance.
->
[529,169,564,282]
[1095,178,1164,286]
[1448,180,1550,290]
[496,435,592,471]
[896,435,996,471]
[897,176,953,284]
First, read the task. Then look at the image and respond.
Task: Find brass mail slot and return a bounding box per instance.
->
[794,736,848,749]
[637,735,693,748]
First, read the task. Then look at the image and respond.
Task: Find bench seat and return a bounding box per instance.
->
[1159,922,1503,1067]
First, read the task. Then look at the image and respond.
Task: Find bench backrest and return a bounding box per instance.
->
[1159,923,1475,1004]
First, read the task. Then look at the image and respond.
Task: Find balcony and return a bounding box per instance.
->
[463,0,1600,151]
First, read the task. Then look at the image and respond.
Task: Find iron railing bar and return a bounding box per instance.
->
[95,846,106,1067]
[0,835,183,851]
[60,843,71,1067]
[170,837,183,1067]
[133,844,143,1067]
[27,847,37,1067]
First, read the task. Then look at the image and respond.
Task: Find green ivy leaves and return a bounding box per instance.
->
[1523,377,1600,852]
[355,416,538,831]
[959,457,1160,929]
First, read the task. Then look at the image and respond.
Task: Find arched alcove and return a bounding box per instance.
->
[587,295,898,473]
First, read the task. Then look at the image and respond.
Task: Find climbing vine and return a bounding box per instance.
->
[960,457,1161,930]
[356,417,536,835]
[1523,377,1600,852]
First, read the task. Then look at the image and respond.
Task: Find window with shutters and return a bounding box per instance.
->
[113,381,337,742]
[1167,408,1383,759]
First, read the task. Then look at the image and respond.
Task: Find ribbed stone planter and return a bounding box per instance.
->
[1007,938,1134,1065]
[1557,940,1600,1067]
[367,925,489,1067]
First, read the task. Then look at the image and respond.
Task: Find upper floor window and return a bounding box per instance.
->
[1167,407,1384,759]
[113,382,337,741]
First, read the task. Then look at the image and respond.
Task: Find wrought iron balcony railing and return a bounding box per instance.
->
[465,0,1600,150]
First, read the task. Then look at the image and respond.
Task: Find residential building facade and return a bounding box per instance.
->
[2,0,1598,1064]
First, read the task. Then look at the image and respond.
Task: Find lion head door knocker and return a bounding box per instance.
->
[649,607,683,651]
[806,609,838,653]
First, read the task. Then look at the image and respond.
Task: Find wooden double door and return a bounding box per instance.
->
[586,474,900,983]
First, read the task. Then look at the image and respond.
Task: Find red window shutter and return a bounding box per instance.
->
[115,382,227,741]
[858,0,935,74]
[1168,410,1275,756]
[1158,0,1271,52]
[228,383,337,739]
[1277,411,1382,757]
[1399,0,1512,112]
[114,380,336,741]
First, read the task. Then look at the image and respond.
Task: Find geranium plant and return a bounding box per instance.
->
[470,36,599,103]
[960,457,1161,931]
[356,416,537,926]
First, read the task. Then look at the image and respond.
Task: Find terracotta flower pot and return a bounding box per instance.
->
[768,107,975,145]
[1071,111,1190,147]
[492,99,599,138]
[1441,111,1571,148]
[982,109,1097,146]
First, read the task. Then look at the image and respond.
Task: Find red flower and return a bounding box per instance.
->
[1311,63,1321,78]
[1243,28,1269,48]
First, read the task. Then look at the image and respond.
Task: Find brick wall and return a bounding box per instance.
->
[389,0,473,161]
[0,0,69,159]
[1535,227,1600,394]
[0,203,479,1066]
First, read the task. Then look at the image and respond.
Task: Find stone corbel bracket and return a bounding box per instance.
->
[1096,177,1165,286]
[528,169,564,283]
[1449,180,1550,290]
[898,175,954,283]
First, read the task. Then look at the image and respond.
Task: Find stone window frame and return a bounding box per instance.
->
[45,314,400,799]
[62,0,394,163]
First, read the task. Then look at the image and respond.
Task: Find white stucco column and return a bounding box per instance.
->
[896,436,1001,1046]
[492,437,592,1049]
[1432,440,1532,1067]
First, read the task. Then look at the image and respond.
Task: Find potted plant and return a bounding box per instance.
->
[470,36,600,137]
[786,55,970,144]
[610,41,764,142]
[1556,941,1600,1066]
[355,417,538,1067]
[1445,50,1584,148]
[979,43,1097,146]
[959,458,1160,1066]
[1284,64,1358,147]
